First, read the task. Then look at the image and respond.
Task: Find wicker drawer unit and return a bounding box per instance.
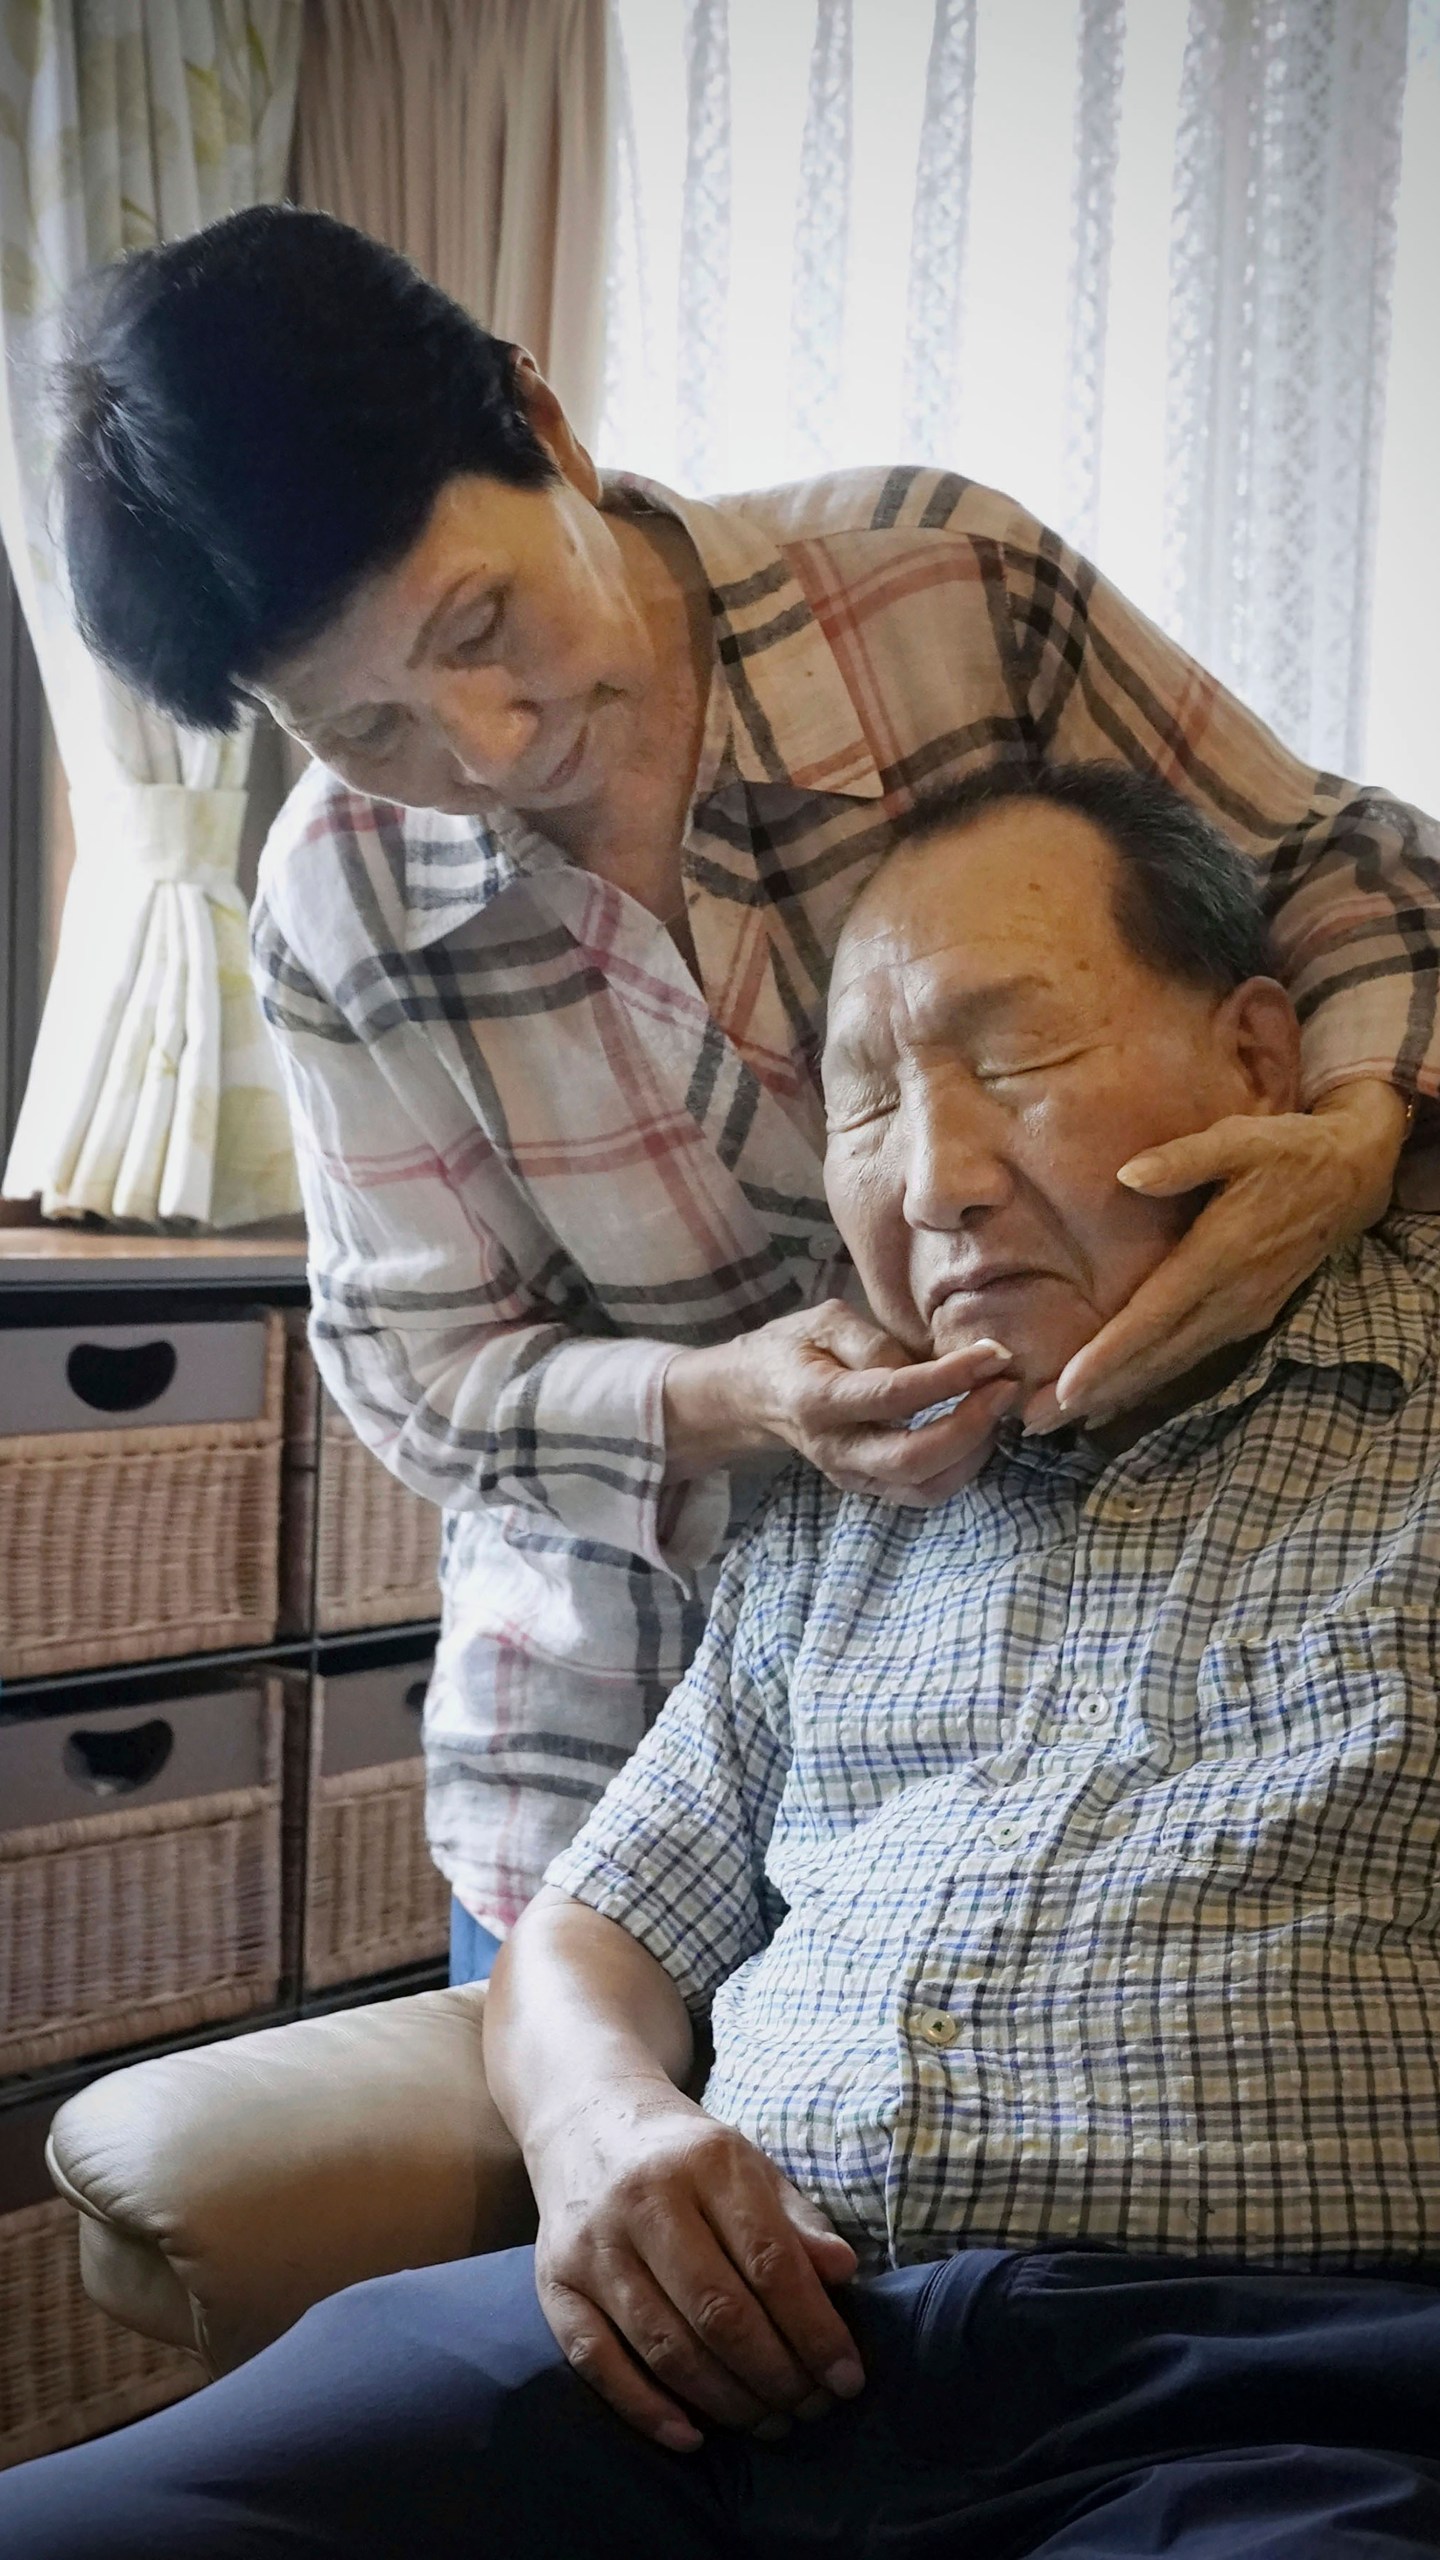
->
[281,1319,442,1634]
[0,1679,283,2075]
[304,1657,449,1991]
[0,1310,283,1679]
[0,2097,199,2470]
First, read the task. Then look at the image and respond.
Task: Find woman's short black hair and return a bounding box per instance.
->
[57,205,557,731]
[888,759,1277,995]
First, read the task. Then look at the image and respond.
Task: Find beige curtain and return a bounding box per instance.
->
[0,1,304,1230]
[294,0,611,443]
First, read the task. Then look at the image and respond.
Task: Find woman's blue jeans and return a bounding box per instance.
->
[448,1897,502,1984]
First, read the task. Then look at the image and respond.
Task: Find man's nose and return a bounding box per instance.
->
[901,1092,1010,1229]
[433,675,539,784]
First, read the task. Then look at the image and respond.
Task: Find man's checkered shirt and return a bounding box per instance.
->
[551,1220,1440,2271]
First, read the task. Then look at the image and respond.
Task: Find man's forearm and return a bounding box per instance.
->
[484,1887,695,2159]
[484,1885,863,2450]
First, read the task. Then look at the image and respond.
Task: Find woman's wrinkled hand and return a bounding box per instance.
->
[1024,1079,1409,1434]
[664,1300,1021,1505]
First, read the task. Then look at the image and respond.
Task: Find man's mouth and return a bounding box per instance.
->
[924,1269,1041,1321]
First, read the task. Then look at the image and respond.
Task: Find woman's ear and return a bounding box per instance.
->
[1219,976,1303,1115]
[511,350,601,502]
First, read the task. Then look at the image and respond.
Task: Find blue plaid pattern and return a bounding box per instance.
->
[551,1219,1440,2271]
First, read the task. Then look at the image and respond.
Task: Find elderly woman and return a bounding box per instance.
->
[61,208,1439,1977]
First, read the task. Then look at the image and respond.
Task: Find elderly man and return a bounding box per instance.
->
[9,761,1440,2556]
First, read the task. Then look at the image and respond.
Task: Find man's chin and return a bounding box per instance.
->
[929,1304,1098,1400]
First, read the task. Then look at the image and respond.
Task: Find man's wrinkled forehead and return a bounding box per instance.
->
[825,953,1054,1075]
[824,807,1123,1057]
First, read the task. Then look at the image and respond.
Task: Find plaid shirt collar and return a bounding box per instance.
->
[1118,1224,1434,1456]
[1216,1223,1433,1412]
[1003,1227,1432,1488]
[398,471,884,954]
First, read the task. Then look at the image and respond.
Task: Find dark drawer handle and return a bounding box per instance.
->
[66,1340,179,1413]
[404,1680,429,1716]
[63,1719,174,1797]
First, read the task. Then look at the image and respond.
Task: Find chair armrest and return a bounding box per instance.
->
[46,1986,535,2377]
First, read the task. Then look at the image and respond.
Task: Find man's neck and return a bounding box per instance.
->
[1084,1330,1268,1461]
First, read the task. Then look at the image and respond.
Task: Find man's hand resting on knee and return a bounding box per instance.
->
[484,1890,865,2453]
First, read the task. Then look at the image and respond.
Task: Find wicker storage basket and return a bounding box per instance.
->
[0,1680,283,2075]
[304,1658,449,1990]
[0,1312,283,1679]
[0,2191,199,2470]
[281,1319,442,1634]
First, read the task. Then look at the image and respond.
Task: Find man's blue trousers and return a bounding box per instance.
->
[4,2242,1440,2555]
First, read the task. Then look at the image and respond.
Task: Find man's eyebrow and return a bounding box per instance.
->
[405,574,499,670]
[827,968,1051,1055]
[928,971,1053,1032]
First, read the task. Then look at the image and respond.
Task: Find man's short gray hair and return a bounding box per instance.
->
[885,760,1277,996]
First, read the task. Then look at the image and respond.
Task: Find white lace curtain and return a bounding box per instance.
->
[602,0,1440,804]
[0,0,304,1229]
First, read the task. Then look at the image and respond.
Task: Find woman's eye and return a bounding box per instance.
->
[452,597,507,662]
[329,706,401,755]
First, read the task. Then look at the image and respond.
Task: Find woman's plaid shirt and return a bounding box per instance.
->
[551,1222,1440,2270]
[251,466,1440,1926]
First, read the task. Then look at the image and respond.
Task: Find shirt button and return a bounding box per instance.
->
[987,1817,1027,1848]
[805,1234,834,1264]
[1074,1692,1115,1728]
[913,2008,960,2050]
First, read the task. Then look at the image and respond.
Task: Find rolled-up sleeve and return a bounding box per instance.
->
[1006,530,1440,1108]
[254,899,729,1577]
[545,1507,797,2009]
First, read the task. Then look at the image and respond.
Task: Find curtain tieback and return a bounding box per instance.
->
[67,784,250,893]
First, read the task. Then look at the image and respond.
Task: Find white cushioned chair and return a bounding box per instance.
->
[45,1988,535,2378]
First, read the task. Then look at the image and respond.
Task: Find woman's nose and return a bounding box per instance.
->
[434,677,539,785]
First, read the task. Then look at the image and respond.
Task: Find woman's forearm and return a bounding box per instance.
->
[1309,1073,1409,1159]
[661,1337,780,1478]
[1308,1076,1410,1233]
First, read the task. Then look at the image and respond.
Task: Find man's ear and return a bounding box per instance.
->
[511,350,601,503]
[1218,976,1303,1115]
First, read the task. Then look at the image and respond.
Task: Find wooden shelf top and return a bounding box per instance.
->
[0,1212,309,1290]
